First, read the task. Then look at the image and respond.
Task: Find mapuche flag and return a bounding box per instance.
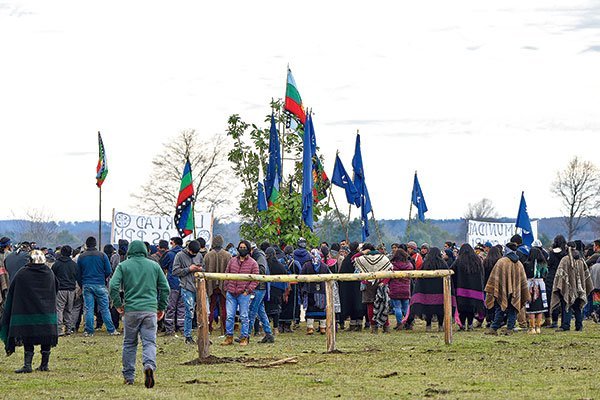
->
[411,172,428,222]
[284,68,306,125]
[96,132,108,188]
[174,159,195,238]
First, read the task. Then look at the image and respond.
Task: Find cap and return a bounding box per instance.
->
[407,241,418,250]
[298,238,307,248]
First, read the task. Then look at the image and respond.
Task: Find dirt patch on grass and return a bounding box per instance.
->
[183,355,263,365]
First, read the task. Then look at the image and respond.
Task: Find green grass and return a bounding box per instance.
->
[1,320,599,399]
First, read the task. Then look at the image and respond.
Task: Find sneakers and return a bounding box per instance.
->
[484,328,498,335]
[83,331,94,337]
[124,379,134,385]
[108,331,121,336]
[184,336,196,345]
[144,367,155,389]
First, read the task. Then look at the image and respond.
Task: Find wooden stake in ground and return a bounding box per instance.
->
[325,280,336,353]
[195,277,210,359]
[443,275,453,345]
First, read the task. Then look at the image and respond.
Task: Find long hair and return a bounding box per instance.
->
[552,235,567,251]
[421,247,447,270]
[528,246,547,264]
[391,248,409,262]
[454,244,483,275]
[483,245,503,275]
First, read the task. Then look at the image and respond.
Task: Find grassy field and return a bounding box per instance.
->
[1,320,599,400]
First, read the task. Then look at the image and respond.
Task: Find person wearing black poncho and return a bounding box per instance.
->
[409,247,450,332]
[279,245,302,331]
[338,242,365,331]
[0,250,58,373]
[451,244,485,331]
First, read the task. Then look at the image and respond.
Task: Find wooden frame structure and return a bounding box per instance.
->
[194,270,454,359]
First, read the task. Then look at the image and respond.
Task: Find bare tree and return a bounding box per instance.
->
[18,209,59,245]
[132,130,234,218]
[464,198,499,221]
[551,156,600,240]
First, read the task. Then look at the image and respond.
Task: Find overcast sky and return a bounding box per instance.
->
[1,1,599,222]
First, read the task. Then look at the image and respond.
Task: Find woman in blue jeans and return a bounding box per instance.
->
[222,241,259,346]
[388,248,413,330]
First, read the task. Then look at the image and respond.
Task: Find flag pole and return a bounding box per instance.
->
[370,209,383,247]
[331,188,349,244]
[280,65,289,179]
[405,170,416,241]
[98,186,102,249]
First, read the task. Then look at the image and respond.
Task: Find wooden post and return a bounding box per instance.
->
[443,275,452,345]
[195,277,210,359]
[325,280,336,353]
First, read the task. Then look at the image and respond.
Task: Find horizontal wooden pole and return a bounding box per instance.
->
[194,269,453,283]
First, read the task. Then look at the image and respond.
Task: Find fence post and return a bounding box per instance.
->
[195,277,211,359]
[443,275,453,345]
[325,280,336,352]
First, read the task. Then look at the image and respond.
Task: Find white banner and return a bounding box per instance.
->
[466,219,538,247]
[110,209,213,246]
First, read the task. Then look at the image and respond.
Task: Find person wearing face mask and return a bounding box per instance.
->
[222,240,259,346]
[172,240,204,345]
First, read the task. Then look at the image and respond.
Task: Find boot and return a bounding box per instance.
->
[36,351,50,372]
[370,326,378,334]
[221,335,233,346]
[306,327,315,335]
[355,324,363,332]
[284,323,293,333]
[15,351,34,374]
[542,317,552,327]
[382,325,390,334]
[319,327,326,335]
[239,337,249,346]
[259,334,275,344]
[393,323,404,331]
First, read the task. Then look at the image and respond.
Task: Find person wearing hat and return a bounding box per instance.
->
[406,241,423,270]
[0,250,58,373]
[293,237,311,267]
[203,234,232,335]
[419,243,430,260]
[77,236,119,337]
[172,240,204,344]
[150,240,169,264]
[0,237,12,315]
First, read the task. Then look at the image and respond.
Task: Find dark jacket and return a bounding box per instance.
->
[252,249,268,291]
[5,251,29,284]
[52,256,79,291]
[293,248,311,267]
[77,247,112,286]
[160,246,183,290]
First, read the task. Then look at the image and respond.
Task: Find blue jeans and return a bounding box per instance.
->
[122,312,157,382]
[225,292,251,337]
[247,289,272,335]
[180,288,196,338]
[390,299,409,324]
[83,284,116,334]
[561,298,584,331]
[491,302,517,330]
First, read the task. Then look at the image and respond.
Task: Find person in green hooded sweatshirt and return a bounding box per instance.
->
[109,240,169,388]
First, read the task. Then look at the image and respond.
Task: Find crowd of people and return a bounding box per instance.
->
[0,232,598,388]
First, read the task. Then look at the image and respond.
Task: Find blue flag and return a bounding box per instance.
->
[351,133,371,240]
[301,114,314,230]
[264,114,281,201]
[516,191,534,247]
[332,154,360,207]
[257,165,268,212]
[411,172,428,222]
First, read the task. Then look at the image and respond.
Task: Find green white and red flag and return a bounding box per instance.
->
[284,68,306,125]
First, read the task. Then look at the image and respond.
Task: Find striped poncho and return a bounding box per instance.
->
[0,263,58,355]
